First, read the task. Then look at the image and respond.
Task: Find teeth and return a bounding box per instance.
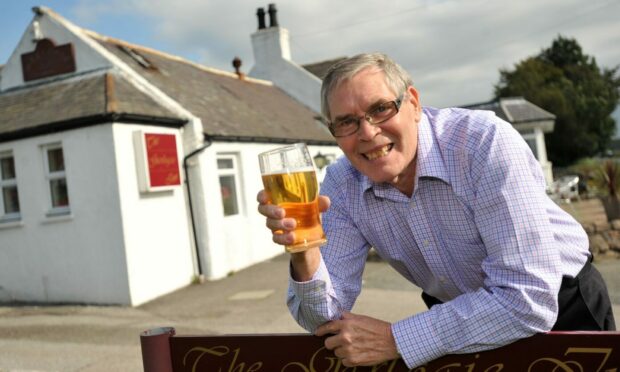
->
[365,145,391,160]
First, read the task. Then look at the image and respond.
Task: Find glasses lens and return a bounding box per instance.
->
[331,118,358,137]
[368,102,398,124]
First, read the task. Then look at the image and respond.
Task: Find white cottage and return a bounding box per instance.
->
[0,6,339,306]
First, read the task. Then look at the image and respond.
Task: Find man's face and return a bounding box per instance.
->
[328,68,421,195]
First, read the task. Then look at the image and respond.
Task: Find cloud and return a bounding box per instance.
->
[66,0,620,107]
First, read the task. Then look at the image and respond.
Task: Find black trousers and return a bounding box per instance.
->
[421,258,616,331]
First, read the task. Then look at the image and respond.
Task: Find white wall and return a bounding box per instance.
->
[195,142,342,280]
[112,124,194,306]
[0,125,129,304]
[0,124,195,306]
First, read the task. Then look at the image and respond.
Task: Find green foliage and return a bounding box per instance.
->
[495,36,620,166]
[571,158,620,199]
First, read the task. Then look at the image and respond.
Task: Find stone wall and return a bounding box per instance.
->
[560,199,620,260]
[584,219,620,259]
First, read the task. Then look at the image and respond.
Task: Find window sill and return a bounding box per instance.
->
[0,217,23,230]
[42,210,73,224]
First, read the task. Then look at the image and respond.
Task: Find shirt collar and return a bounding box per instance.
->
[416,110,449,182]
[360,109,450,196]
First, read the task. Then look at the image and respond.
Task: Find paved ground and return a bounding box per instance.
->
[0,254,618,372]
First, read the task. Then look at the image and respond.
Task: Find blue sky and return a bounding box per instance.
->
[1,0,619,125]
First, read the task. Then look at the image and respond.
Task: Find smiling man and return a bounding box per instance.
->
[257,53,615,369]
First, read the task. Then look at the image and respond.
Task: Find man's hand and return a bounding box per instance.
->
[256,190,330,281]
[315,312,400,367]
[256,190,330,246]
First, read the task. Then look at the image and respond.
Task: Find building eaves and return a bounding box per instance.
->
[461,97,555,125]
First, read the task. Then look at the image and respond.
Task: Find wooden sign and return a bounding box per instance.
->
[133,131,182,192]
[140,327,620,372]
[21,38,76,81]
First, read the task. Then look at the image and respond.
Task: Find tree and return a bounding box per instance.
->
[495,36,620,166]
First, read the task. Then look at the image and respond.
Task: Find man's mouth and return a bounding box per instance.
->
[363,144,394,160]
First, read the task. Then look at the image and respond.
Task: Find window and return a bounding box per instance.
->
[43,144,70,215]
[0,152,20,221]
[217,155,241,216]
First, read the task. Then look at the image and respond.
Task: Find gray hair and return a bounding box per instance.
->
[320,53,413,121]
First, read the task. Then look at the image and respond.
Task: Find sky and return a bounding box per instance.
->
[1,0,619,119]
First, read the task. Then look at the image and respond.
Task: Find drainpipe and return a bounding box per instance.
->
[183,137,212,277]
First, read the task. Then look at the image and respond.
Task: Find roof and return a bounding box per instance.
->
[91,34,334,144]
[0,10,335,145]
[462,97,555,124]
[302,57,347,80]
[0,73,183,142]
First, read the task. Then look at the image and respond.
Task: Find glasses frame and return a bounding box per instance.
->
[328,92,406,138]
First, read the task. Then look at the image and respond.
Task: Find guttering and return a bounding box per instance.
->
[206,134,336,146]
[0,113,187,143]
[182,137,213,277]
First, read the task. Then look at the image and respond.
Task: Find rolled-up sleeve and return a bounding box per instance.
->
[287,258,342,332]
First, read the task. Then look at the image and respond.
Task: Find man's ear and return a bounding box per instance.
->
[407,86,421,113]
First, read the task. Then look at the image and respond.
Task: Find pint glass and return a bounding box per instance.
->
[258,143,327,253]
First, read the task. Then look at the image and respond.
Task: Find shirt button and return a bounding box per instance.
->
[423,239,430,247]
[439,276,446,283]
[409,201,416,208]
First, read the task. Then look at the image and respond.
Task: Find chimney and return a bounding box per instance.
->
[267,3,279,27]
[256,7,266,30]
[250,3,291,64]
[232,57,245,80]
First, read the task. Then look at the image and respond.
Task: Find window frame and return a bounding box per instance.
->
[216,154,243,217]
[42,143,71,216]
[0,151,21,222]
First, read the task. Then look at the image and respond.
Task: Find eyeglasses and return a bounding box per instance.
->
[328,92,406,138]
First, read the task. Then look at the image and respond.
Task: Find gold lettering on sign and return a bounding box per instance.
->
[370,359,400,371]
[165,173,180,184]
[179,344,616,372]
[149,154,176,166]
[281,346,337,371]
[414,359,504,372]
[281,346,400,371]
[183,345,229,372]
[528,347,615,372]
[146,136,160,149]
[182,346,263,372]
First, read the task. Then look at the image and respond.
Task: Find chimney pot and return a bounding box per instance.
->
[267,3,279,28]
[256,7,266,30]
[232,57,245,80]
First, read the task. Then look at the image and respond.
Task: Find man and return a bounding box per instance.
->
[257,53,615,369]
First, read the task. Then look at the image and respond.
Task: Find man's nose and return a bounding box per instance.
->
[357,117,381,140]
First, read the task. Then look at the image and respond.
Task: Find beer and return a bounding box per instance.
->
[262,170,327,252]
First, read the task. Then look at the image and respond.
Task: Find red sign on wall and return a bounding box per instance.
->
[144,133,181,188]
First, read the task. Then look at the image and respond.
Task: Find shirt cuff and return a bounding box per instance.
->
[392,310,446,369]
[289,259,334,304]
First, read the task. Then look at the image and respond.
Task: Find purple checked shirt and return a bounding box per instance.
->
[287,107,590,368]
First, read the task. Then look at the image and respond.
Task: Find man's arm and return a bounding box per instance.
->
[393,116,573,368]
